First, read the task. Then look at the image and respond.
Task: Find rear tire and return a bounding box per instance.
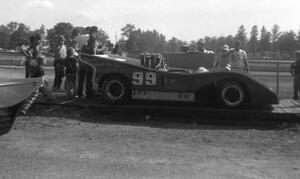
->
[101,76,130,104]
[218,81,247,109]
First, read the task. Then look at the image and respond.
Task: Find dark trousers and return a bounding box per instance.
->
[65,73,77,97]
[53,61,65,89]
[77,63,95,97]
[293,74,300,99]
[25,62,31,78]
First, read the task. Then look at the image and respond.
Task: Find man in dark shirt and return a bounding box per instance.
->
[78,26,99,98]
[291,50,300,99]
[65,47,79,98]
[20,36,35,78]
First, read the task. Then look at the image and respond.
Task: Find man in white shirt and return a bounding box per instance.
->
[53,35,67,90]
[228,41,249,72]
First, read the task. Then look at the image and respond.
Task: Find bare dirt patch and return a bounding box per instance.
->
[0,107,300,178]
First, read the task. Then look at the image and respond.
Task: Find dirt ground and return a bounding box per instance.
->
[0,67,299,178]
[0,105,300,179]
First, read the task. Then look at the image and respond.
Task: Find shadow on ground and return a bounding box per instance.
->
[26,100,300,132]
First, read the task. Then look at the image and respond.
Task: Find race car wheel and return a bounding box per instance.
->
[219,81,246,108]
[102,76,130,104]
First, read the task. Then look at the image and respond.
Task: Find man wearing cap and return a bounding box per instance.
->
[290,50,300,99]
[215,44,230,68]
[53,35,67,90]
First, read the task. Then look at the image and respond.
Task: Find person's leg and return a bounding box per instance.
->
[73,73,78,97]
[67,74,76,97]
[293,75,299,99]
[53,63,59,89]
[85,64,95,97]
[57,64,63,89]
[296,75,300,99]
[77,67,85,97]
[25,62,31,78]
[60,63,66,89]
[70,74,77,97]
[65,75,71,97]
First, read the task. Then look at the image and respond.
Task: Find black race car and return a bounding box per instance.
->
[80,53,278,109]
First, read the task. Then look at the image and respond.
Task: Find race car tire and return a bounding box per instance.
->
[102,76,130,104]
[218,81,246,108]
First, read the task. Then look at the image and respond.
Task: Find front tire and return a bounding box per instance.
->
[101,76,130,104]
[218,81,247,108]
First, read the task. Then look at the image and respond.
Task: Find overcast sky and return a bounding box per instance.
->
[0,0,299,42]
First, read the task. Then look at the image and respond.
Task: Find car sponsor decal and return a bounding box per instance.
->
[132,90,195,102]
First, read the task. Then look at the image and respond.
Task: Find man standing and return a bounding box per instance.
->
[77,26,98,98]
[215,44,230,68]
[30,34,45,78]
[20,36,35,78]
[53,35,67,90]
[290,50,300,99]
[228,41,249,72]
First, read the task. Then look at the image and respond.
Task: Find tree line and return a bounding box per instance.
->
[0,22,45,49]
[119,24,300,59]
[0,21,299,59]
[0,22,112,53]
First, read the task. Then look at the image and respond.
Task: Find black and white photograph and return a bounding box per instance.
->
[0,0,300,178]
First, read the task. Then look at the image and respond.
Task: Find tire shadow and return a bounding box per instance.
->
[26,103,299,131]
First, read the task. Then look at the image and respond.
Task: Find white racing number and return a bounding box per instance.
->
[132,72,143,85]
[132,72,156,86]
[145,72,156,85]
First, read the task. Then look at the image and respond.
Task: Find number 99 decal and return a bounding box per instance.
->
[132,72,156,86]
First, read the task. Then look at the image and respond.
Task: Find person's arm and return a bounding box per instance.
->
[21,45,32,58]
[95,43,106,54]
